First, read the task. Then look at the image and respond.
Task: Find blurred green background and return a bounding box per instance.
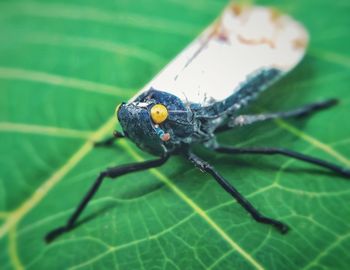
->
[0,0,349,269]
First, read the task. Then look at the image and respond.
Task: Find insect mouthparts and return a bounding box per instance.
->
[154,125,171,141]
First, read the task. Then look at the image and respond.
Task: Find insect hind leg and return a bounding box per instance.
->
[215,145,350,178]
[187,151,289,234]
[217,99,338,132]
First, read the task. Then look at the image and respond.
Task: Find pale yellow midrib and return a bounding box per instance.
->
[0,118,264,270]
[1,106,348,270]
[0,116,116,239]
[3,116,348,269]
[0,122,93,139]
[117,140,265,270]
[0,212,9,218]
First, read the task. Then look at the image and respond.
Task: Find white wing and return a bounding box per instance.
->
[134,4,308,105]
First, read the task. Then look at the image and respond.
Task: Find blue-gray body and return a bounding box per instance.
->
[118,68,281,156]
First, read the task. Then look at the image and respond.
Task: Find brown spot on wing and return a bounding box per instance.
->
[270,8,282,22]
[293,38,307,49]
[237,34,276,48]
[230,4,242,16]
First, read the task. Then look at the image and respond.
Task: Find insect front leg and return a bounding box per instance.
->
[94,130,125,147]
[217,99,337,132]
[186,151,289,234]
[215,146,350,178]
[45,155,169,243]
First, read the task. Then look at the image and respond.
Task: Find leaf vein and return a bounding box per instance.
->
[0,117,116,239]
[0,1,198,37]
[0,122,93,140]
[0,67,131,97]
[8,227,24,270]
[275,119,350,166]
[116,140,265,270]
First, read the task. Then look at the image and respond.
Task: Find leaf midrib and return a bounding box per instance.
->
[2,69,349,269]
[1,0,349,269]
[2,115,349,270]
[0,118,265,270]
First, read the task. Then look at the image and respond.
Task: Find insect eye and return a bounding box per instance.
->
[150,104,168,124]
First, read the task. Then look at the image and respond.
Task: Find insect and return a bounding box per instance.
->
[46,4,350,243]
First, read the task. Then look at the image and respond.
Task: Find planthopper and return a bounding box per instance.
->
[46,3,350,243]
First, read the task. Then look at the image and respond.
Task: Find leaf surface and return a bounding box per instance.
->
[0,0,349,269]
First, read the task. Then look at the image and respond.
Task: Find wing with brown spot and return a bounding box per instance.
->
[133,4,309,106]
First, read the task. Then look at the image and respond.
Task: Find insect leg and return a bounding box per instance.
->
[217,99,337,132]
[215,146,350,178]
[94,130,125,147]
[187,151,289,234]
[45,155,169,243]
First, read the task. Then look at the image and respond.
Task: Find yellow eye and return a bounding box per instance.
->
[150,104,168,124]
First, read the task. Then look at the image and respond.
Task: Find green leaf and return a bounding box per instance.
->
[0,0,349,269]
